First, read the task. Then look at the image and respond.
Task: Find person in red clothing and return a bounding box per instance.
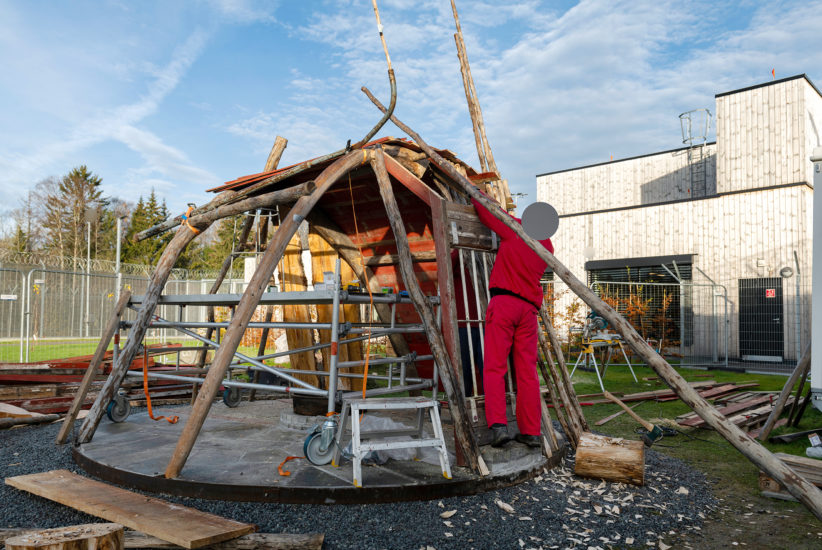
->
[471,195,556,448]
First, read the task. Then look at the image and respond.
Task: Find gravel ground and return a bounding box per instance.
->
[1,419,716,549]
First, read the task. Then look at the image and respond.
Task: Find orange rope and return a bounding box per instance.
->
[143,344,178,424]
[278,455,304,476]
[347,169,375,401]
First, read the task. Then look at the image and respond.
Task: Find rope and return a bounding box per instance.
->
[180,206,201,235]
[347,170,375,401]
[142,344,178,424]
[278,455,304,476]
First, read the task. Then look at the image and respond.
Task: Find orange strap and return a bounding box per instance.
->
[181,206,201,235]
[278,455,304,476]
[143,346,178,424]
[347,171,375,401]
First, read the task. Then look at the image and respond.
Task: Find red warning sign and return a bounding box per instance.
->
[765,288,776,298]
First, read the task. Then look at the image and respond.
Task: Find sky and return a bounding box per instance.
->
[2,0,822,224]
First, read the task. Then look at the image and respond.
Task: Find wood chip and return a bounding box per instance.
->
[594,505,603,514]
[660,542,671,550]
[676,486,690,495]
[439,510,456,519]
[495,499,515,514]
[518,516,533,521]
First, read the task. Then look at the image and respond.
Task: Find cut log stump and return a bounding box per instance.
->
[574,432,645,486]
[5,523,124,550]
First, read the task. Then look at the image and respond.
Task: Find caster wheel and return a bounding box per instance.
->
[304,432,334,465]
[222,387,241,408]
[106,394,131,423]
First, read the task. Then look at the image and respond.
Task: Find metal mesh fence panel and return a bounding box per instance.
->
[0,268,25,363]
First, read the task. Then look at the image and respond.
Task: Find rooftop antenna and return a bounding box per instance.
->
[679,108,712,198]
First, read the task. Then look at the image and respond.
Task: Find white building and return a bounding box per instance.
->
[537,75,821,368]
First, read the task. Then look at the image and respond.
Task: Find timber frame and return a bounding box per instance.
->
[75,135,583,481]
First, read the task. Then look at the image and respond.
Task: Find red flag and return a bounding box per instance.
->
[772,68,775,79]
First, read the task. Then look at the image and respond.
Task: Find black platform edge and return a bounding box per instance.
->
[73,444,567,505]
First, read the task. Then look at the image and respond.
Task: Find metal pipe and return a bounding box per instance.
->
[327,258,342,414]
[267,368,425,383]
[458,248,478,397]
[146,312,318,391]
[86,221,91,338]
[124,370,326,397]
[341,380,432,400]
[336,354,431,369]
[116,216,122,302]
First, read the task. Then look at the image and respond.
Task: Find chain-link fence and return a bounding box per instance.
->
[0,257,243,364]
[544,273,809,374]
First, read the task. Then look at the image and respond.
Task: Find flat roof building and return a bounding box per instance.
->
[537,75,821,371]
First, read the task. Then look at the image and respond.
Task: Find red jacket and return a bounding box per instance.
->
[471,198,553,310]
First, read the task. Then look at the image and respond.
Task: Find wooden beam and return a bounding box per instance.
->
[370,148,487,475]
[264,136,288,172]
[164,150,366,479]
[362,96,822,519]
[540,306,589,431]
[5,470,254,549]
[361,251,436,266]
[56,290,131,445]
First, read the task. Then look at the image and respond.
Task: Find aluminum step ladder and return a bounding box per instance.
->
[332,396,452,487]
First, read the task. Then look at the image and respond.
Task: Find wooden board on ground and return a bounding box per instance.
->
[4,523,123,550]
[5,470,255,549]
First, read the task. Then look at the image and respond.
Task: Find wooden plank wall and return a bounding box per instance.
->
[537,145,717,215]
[550,186,812,360]
[715,77,817,193]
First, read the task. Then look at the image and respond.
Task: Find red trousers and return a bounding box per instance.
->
[482,295,541,436]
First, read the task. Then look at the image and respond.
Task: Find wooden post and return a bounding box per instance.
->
[164,150,366,479]
[361,97,822,519]
[263,136,288,172]
[77,180,317,444]
[76,225,208,444]
[759,344,811,441]
[538,332,581,447]
[370,148,487,475]
[540,306,589,431]
[56,290,131,445]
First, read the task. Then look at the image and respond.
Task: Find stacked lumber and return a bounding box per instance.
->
[759,453,822,501]
[675,390,791,434]
[0,344,195,417]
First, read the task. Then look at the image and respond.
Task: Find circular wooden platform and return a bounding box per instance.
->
[73,399,566,504]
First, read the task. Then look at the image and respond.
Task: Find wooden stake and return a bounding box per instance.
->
[370,147,487,475]
[759,344,811,441]
[361,95,822,519]
[56,290,131,445]
[164,150,366,479]
[540,307,589,431]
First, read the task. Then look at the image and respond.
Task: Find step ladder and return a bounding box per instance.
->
[332,396,452,487]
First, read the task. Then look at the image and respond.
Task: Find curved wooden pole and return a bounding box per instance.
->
[164,150,367,479]
[759,344,811,441]
[370,147,486,475]
[363,91,822,519]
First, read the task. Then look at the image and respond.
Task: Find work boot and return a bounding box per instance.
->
[489,424,511,447]
[515,433,541,448]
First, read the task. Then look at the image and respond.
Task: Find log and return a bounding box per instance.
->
[56,290,131,445]
[0,414,60,429]
[759,344,811,441]
[4,523,124,550]
[537,331,581,446]
[362,94,822,520]
[0,530,322,550]
[574,432,645,486]
[264,136,288,172]
[76,222,210,445]
[370,148,487,475]
[540,307,588,431]
[164,150,366,479]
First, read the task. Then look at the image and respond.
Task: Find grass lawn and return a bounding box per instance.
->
[568,362,822,548]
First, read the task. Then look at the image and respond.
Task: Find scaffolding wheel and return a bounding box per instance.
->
[106,394,131,423]
[303,431,334,465]
[222,387,241,408]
